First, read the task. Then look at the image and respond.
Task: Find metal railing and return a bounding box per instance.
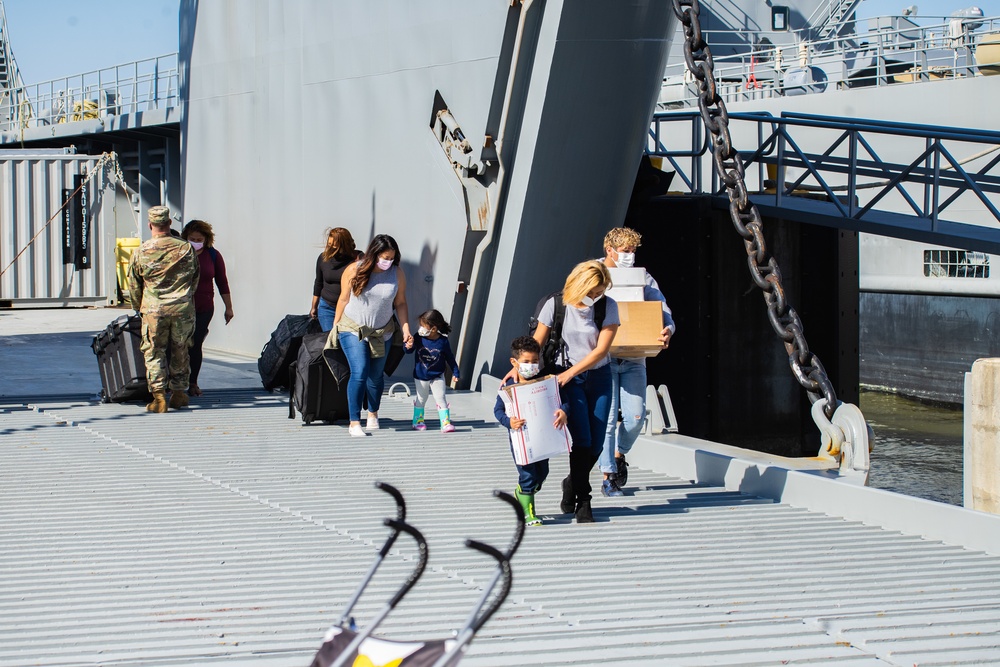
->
[1,53,179,132]
[648,110,1000,249]
[660,15,1000,108]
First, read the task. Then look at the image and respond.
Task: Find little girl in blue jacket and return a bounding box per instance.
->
[405,309,460,432]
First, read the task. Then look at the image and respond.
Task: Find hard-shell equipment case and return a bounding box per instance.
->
[258,314,321,390]
[91,313,151,403]
[309,483,525,667]
[288,331,349,424]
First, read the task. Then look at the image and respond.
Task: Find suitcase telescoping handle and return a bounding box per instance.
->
[288,362,297,419]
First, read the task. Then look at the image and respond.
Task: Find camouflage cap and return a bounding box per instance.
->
[148,206,171,225]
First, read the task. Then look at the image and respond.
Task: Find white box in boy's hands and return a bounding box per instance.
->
[501,375,572,465]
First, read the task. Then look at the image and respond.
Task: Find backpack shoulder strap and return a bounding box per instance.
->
[594,296,607,330]
[552,291,568,367]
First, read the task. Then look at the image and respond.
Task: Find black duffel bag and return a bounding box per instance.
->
[258,314,322,390]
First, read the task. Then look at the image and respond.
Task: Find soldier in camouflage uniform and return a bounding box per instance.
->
[128,206,200,412]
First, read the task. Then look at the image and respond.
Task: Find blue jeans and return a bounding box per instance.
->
[338,332,389,421]
[317,298,336,333]
[600,358,647,474]
[561,364,612,503]
[510,450,549,496]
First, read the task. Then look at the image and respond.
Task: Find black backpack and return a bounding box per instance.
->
[528,290,606,375]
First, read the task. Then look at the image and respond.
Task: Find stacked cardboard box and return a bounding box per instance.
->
[607,267,664,358]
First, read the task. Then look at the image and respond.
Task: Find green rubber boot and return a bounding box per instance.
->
[515,485,542,526]
[412,404,426,431]
[437,405,456,433]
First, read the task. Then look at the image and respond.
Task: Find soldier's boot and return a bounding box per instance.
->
[146,392,168,413]
[169,390,189,409]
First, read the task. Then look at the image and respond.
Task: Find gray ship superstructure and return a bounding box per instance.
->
[655,1,1000,403]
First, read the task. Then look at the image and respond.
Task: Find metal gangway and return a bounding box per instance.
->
[648,109,1000,254]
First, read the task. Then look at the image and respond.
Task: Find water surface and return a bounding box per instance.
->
[860,390,963,506]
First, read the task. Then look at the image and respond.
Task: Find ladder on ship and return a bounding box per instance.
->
[813,0,863,44]
[0,1,25,127]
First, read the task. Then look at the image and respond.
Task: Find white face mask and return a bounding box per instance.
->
[518,363,539,379]
[615,251,635,268]
[417,326,431,337]
[376,258,393,271]
[581,293,603,307]
[189,241,204,251]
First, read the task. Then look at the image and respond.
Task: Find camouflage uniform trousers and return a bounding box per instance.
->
[141,312,195,393]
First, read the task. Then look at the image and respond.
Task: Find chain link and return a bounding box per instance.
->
[671,0,838,419]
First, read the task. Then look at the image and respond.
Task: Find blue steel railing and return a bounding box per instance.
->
[1,53,179,133]
[648,110,1000,240]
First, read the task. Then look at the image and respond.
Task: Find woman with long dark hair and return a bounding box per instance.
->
[333,234,413,437]
[310,227,361,332]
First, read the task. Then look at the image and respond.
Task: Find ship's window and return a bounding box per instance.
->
[923,249,990,278]
[771,7,789,32]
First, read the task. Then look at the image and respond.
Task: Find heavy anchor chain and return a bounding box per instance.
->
[670,0,872,478]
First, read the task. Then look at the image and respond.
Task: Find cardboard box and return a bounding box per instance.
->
[499,375,571,465]
[611,300,665,358]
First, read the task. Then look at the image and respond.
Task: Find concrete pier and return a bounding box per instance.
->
[966,359,1000,514]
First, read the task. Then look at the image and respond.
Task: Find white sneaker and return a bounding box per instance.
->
[349,424,367,437]
[366,414,380,431]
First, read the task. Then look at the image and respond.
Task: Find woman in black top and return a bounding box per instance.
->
[310,227,361,332]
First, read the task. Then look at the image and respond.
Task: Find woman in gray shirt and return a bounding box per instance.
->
[532,260,620,523]
[334,234,413,437]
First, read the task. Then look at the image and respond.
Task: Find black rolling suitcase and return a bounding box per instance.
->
[289,331,349,424]
[258,314,322,390]
[92,313,152,403]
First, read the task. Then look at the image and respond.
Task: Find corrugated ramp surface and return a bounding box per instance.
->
[2,389,999,666]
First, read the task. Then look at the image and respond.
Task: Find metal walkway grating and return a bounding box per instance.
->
[2,389,999,666]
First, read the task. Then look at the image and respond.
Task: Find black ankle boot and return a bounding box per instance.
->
[575,500,594,523]
[560,475,575,514]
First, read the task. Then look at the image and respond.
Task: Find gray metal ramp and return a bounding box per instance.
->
[2,390,999,666]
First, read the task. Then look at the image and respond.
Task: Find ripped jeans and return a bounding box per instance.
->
[599,358,647,474]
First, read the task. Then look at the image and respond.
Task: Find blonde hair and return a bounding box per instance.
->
[603,227,642,251]
[563,260,612,306]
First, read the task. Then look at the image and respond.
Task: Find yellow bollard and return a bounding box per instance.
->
[115,237,141,301]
